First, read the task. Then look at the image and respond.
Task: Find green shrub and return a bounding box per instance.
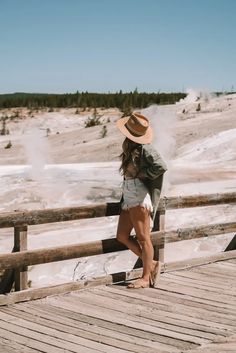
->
[84,115,101,128]
[5,141,12,149]
[100,125,107,138]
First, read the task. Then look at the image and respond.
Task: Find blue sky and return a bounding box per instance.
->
[0,0,235,93]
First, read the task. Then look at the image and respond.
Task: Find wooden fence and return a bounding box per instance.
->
[0,191,236,305]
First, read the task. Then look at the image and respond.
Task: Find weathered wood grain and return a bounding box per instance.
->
[27,301,182,353]
[70,290,224,341]
[164,249,236,272]
[0,227,235,272]
[165,270,236,290]
[14,225,28,291]
[45,296,198,350]
[0,327,71,353]
[0,339,38,353]
[94,286,234,333]
[0,192,235,229]
[161,192,236,210]
[0,311,129,353]
[98,284,236,330]
[1,250,236,306]
[163,273,236,296]
[0,305,172,353]
[0,258,236,353]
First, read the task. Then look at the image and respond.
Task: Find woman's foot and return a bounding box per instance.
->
[127,278,150,289]
[150,261,162,288]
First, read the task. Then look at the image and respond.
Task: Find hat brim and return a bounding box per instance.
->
[116,117,153,144]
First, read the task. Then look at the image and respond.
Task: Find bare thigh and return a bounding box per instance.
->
[129,206,151,242]
[116,210,133,240]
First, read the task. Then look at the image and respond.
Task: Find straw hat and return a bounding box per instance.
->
[116,112,153,144]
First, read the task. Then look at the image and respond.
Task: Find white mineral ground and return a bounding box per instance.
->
[0,91,235,287]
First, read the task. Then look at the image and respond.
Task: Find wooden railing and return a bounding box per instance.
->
[0,191,236,305]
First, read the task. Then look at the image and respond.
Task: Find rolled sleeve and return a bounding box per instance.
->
[139,146,167,180]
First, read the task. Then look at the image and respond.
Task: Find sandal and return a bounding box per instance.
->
[127,278,150,289]
[150,261,162,288]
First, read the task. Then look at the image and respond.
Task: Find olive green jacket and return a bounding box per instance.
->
[119,144,167,230]
[138,144,167,225]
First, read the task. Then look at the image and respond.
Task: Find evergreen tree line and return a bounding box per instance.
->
[0,91,186,111]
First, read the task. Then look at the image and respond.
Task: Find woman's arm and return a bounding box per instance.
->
[138,145,167,180]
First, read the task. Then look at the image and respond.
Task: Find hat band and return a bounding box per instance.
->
[125,122,146,137]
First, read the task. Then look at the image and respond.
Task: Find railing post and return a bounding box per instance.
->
[153,209,166,263]
[224,234,236,251]
[14,224,28,291]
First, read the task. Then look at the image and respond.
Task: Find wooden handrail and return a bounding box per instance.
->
[0,192,235,229]
[1,249,236,307]
[0,191,235,296]
[1,221,235,270]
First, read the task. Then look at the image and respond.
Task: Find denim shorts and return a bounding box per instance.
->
[121,178,153,212]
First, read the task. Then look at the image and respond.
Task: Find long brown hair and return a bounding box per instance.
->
[119,138,141,175]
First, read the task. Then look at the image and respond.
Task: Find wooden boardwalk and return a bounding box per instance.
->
[0,258,236,353]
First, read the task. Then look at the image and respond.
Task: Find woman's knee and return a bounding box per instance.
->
[116,232,129,244]
[139,238,153,247]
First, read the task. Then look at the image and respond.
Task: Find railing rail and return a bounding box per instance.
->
[0,221,236,271]
[0,192,235,228]
[0,191,236,298]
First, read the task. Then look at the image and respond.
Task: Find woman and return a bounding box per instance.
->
[116,112,167,288]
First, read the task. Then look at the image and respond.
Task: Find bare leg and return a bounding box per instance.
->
[116,210,142,258]
[129,206,153,285]
[117,207,157,288]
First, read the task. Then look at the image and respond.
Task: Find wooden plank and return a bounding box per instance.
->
[163,250,236,272]
[186,343,236,353]
[166,269,236,290]
[200,262,236,276]
[0,338,39,353]
[0,327,69,353]
[102,286,236,327]
[216,261,236,270]
[154,288,236,323]
[93,284,236,326]
[0,311,130,353]
[167,267,236,287]
[191,265,236,279]
[1,253,235,307]
[162,273,236,297]
[70,290,226,341]
[95,286,234,333]
[0,204,108,228]
[162,192,236,210]
[0,305,172,353]
[48,294,211,346]
[0,273,128,306]
[162,222,236,244]
[185,334,236,352]
[26,302,182,353]
[45,296,199,350]
[0,238,126,270]
[156,279,236,306]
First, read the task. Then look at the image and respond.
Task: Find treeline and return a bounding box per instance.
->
[0,91,186,111]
